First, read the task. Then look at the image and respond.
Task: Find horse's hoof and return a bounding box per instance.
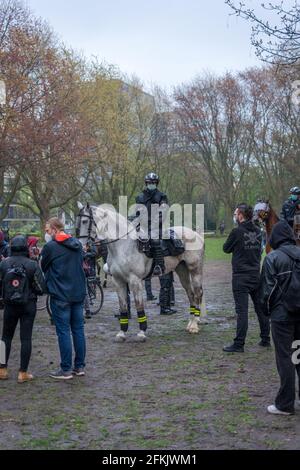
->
[188,327,200,334]
[186,320,193,332]
[187,322,200,334]
[137,331,147,342]
[115,332,126,343]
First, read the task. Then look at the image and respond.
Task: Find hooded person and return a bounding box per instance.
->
[260,220,300,415]
[0,231,9,259]
[40,218,87,380]
[0,235,46,383]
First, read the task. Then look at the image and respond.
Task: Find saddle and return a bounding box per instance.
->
[137,229,185,258]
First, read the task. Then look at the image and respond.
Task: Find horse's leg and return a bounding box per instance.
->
[112,278,130,342]
[189,268,205,324]
[128,275,148,342]
[175,262,199,334]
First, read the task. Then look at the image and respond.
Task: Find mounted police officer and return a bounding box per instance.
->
[280,187,300,228]
[136,172,169,277]
[135,173,176,315]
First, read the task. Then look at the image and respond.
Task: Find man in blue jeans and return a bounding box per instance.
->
[41,218,87,380]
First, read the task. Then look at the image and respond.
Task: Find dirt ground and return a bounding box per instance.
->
[0,260,299,450]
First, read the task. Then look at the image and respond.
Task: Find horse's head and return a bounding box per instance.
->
[75,202,97,246]
[253,200,271,223]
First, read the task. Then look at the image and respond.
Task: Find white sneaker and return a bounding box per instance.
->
[267,405,293,416]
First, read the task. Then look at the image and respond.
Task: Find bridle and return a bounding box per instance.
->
[76,205,97,243]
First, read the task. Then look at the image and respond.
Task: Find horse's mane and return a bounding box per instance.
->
[93,205,136,239]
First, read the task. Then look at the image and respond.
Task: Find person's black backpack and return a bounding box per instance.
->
[278,246,300,314]
[2,264,30,305]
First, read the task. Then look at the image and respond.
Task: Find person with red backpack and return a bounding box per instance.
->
[0,236,46,383]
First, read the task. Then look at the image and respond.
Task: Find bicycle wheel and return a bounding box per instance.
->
[87,278,104,315]
[36,295,48,311]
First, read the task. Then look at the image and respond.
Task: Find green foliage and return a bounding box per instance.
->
[205,236,231,261]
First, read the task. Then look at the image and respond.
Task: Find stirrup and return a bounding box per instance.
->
[153,264,164,276]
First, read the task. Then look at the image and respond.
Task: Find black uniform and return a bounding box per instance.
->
[136,188,175,312]
[0,246,46,372]
[260,221,300,413]
[223,220,270,347]
[280,198,300,227]
[136,188,169,238]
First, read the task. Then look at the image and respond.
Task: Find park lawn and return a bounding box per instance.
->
[204,236,231,261]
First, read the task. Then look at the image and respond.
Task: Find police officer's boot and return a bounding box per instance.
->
[151,240,165,276]
[160,284,176,315]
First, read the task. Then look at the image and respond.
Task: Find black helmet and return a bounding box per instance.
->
[10,235,28,254]
[290,186,300,195]
[145,172,159,184]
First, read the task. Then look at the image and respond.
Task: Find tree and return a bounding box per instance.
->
[225,0,300,66]
[0,0,57,222]
[174,73,256,227]
[15,48,93,228]
[83,66,155,207]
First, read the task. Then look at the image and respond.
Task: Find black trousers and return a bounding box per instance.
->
[271,320,300,413]
[1,301,37,372]
[232,275,270,347]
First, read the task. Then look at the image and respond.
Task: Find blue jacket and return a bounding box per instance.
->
[41,235,86,303]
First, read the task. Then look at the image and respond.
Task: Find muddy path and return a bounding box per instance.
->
[0,260,299,450]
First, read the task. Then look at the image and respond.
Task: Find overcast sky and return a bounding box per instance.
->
[26,0,266,89]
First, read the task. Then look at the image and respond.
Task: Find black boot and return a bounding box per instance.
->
[151,241,165,276]
[223,343,244,353]
[159,283,176,315]
[160,307,177,315]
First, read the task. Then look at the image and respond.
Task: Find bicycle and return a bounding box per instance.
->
[45,276,104,322]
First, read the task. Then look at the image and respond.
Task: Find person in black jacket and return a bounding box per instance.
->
[135,172,169,277]
[280,186,300,228]
[0,235,46,383]
[260,221,300,415]
[223,203,270,352]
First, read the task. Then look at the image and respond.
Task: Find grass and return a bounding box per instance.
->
[204,236,231,261]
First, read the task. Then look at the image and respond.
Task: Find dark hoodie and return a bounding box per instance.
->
[223,220,262,276]
[41,234,86,303]
[260,221,300,320]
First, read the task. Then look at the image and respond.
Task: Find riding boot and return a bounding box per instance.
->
[151,240,165,276]
[160,276,176,315]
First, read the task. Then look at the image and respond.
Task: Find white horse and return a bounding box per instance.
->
[76,203,205,342]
